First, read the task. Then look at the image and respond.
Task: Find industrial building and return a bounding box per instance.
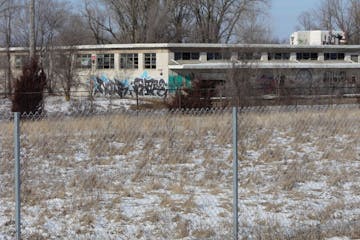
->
[1,31,360,98]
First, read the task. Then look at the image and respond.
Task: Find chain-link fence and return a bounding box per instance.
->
[235,105,360,239]
[1,104,360,239]
[3,84,360,108]
[1,108,234,239]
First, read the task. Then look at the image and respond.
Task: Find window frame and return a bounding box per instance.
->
[324,52,345,61]
[96,53,114,69]
[207,52,231,61]
[120,53,139,69]
[238,52,261,60]
[296,52,318,61]
[268,52,290,61]
[144,53,156,69]
[174,52,200,61]
[15,55,27,69]
[76,54,92,69]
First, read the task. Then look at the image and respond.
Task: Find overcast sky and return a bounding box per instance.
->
[270,0,318,41]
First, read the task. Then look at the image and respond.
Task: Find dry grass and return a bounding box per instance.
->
[175,218,190,238]
[192,227,216,238]
[1,106,360,239]
[279,159,309,191]
[245,219,360,240]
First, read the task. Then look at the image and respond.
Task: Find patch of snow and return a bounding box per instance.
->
[43,218,63,235]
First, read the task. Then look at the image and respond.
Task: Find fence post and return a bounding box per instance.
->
[14,112,21,240]
[232,107,239,240]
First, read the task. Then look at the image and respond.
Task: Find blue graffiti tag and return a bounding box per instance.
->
[90,72,167,98]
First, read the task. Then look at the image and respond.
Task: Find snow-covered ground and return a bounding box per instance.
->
[1,97,360,239]
[44,96,141,113]
[0,95,163,117]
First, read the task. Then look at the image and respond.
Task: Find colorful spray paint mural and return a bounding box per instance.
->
[90,72,194,97]
[90,71,168,97]
[168,75,192,93]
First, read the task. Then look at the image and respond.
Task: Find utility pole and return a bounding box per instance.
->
[29,0,35,59]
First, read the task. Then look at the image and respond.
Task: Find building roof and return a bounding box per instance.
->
[2,43,360,53]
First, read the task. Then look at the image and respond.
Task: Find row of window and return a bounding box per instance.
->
[14,53,157,69]
[268,53,291,60]
[80,53,156,69]
[324,53,345,61]
[174,52,200,61]
[269,52,349,61]
[11,51,360,69]
[174,52,259,61]
[174,51,358,62]
[296,52,318,60]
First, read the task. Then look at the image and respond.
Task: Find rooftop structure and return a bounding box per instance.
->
[290,30,347,46]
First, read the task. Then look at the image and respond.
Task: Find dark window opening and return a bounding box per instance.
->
[268,53,290,61]
[325,52,345,61]
[174,52,200,61]
[297,52,318,61]
[207,52,231,60]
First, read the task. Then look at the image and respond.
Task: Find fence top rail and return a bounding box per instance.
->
[1,104,359,122]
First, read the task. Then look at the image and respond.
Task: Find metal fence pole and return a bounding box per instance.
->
[14,112,21,240]
[232,107,239,240]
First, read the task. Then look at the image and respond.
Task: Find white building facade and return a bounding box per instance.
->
[1,43,360,97]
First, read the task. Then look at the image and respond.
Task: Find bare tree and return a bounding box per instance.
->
[166,0,192,42]
[296,11,319,31]
[2,0,90,96]
[36,0,71,92]
[0,0,21,97]
[29,0,35,58]
[84,0,170,43]
[189,0,269,43]
[235,10,272,43]
[83,0,111,44]
[324,0,353,42]
[351,1,360,44]
[0,0,7,14]
[82,0,269,44]
[217,50,262,106]
[33,0,91,92]
[52,49,79,101]
[54,14,95,46]
[49,13,93,99]
[4,0,12,96]
[9,0,85,47]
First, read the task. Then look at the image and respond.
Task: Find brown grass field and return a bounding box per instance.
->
[1,105,360,239]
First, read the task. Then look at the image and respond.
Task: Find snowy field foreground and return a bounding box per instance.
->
[1,98,360,239]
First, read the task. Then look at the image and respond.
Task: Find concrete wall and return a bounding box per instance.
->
[1,43,360,98]
[1,49,171,97]
[79,49,169,85]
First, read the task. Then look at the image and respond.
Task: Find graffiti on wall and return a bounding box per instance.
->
[133,71,167,96]
[323,71,347,85]
[90,71,168,97]
[256,73,276,94]
[168,75,192,93]
[295,69,313,86]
